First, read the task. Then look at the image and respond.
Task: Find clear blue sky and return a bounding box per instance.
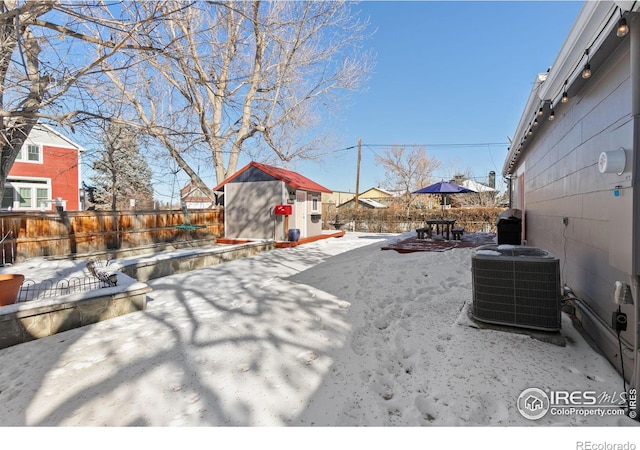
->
[77,1,584,202]
[291,0,585,194]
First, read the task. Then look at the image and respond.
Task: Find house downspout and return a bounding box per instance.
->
[630,12,640,392]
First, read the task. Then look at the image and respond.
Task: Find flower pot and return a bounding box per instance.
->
[0,274,24,307]
[288,228,300,242]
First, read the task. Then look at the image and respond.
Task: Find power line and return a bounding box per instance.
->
[361,142,509,148]
[332,142,509,154]
[332,145,359,153]
[360,143,507,168]
[297,142,511,156]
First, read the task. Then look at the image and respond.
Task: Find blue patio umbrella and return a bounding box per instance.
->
[412,181,475,216]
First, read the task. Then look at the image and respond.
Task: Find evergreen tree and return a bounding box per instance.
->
[89,123,154,211]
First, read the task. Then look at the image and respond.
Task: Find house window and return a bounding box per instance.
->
[311,194,319,212]
[5,178,51,210]
[15,143,42,163]
[19,187,32,208]
[27,144,40,161]
[36,188,48,208]
[1,187,13,209]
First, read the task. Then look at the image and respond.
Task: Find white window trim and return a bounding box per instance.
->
[15,141,43,164]
[4,177,52,211]
[311,194,320,213]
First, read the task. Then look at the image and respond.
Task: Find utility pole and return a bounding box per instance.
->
[355,137,361,210]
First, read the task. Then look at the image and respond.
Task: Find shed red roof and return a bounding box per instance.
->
[213,161,332,193]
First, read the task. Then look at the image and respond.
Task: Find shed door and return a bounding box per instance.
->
[295,190,307,238]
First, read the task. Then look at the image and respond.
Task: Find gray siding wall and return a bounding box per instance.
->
[224,180,323,240]
[225,181,285,240]
[513,41,635,362]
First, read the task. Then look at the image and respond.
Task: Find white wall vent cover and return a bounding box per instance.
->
[472,244,561,331]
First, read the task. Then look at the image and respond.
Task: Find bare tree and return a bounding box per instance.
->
[450,171,499,207]
[0,0,171,203]
[99,0,374,201]
[375,145,440,212]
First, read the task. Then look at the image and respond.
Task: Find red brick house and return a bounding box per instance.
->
[2,124,82,212]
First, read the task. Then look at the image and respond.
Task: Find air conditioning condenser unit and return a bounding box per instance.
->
[471,244,561,331]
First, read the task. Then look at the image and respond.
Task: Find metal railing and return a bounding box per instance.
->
[16,275,117,303]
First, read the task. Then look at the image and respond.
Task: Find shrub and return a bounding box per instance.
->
[324,207,505,233]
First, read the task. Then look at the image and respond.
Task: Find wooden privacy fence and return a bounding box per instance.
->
[0,209,224,265]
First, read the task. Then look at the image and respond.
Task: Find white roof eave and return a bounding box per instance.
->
[38,123,85,152]
[537,1,614,102]
[503,1,620,177]
[502,73,547,176]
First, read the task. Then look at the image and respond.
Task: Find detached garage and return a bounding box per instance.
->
[213,161,332,241]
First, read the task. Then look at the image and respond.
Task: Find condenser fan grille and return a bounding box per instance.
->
[472,246,561,331]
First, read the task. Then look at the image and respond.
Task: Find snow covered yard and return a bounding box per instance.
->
[0,232,638,446]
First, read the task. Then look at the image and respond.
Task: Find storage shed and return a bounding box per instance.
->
[213,161,332,241]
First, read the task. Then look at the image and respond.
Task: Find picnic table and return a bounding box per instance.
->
[427,218,456,240]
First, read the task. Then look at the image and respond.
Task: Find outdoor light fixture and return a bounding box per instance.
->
[533,118,539,126]
[614,281,633,305]
[582,49,591,79]
[617,17,629,37]
[538,107,544,117]
[561,80,569,103]
[549,108,555,121]
[528,128,533,136]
